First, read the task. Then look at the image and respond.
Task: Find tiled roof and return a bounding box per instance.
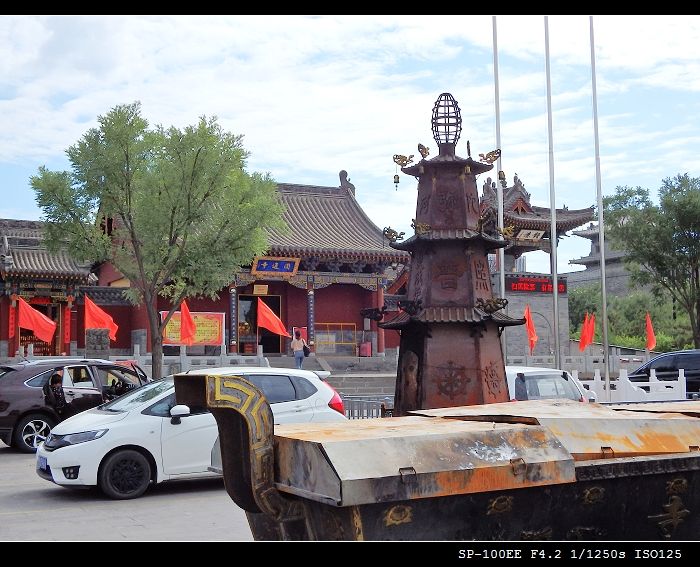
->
[380,307,525,329]
[269,184,409,264]
[0,219,91,279]
[481,177,594,233]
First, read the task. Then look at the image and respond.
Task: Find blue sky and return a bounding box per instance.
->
[2,15,700,274]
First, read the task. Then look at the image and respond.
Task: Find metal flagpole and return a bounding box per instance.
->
[589,16,611,400]
[492,16,507,360]
[544,16,561,369]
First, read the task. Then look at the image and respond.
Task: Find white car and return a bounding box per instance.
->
[36,367,347,499]
[506,365,597,403]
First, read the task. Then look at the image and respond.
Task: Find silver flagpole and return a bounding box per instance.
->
[492,16,507,360]
[544,16,561,369]
[589,16,611,400]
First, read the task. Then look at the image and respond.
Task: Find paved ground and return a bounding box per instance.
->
[0,444,254,541]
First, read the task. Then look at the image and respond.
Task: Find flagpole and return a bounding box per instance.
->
[492,15,507,361]
[544,16,561,369]
[589,16,611,400]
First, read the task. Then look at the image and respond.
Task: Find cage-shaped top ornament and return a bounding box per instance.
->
[431,93,462,151]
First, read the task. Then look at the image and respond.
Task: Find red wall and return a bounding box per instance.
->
[97,264,125,286]
[315,284,373,328]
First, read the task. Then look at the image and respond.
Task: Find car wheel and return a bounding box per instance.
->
[98,449,152,499]
[13,414,55,453]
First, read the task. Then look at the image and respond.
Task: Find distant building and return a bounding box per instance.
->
[566,222,632,297]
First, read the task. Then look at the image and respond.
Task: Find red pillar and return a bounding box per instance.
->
[62,304,71,355]
[375,284,385,355]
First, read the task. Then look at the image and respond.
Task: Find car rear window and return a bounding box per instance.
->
[0,366,14,378]
[513,373,581,402]
[245,374,296,403]
[292,376,317,400]
[25,369,54,388]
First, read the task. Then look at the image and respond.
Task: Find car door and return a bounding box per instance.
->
[245,373,315,424]
[93,365,143,399]
[60,365,104,417]
[156,393,219,476]
[679,353,700,394]
[649,355,679,382]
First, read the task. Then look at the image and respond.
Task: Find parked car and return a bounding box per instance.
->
[0,358,149,453]
[505,366,596,403]
[628,350,700,396]
[36,367,347,500]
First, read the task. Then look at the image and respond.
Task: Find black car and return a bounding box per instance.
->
[628,350,700,396]
[0,358,149,453]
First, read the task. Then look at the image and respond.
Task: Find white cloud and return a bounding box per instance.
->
[2,14,700,277]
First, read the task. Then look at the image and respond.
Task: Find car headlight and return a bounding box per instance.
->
[45,429,108,449]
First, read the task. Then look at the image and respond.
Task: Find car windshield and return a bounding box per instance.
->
[100,377,174,412]
[513,372,581,402]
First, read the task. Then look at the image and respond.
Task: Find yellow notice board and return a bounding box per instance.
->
[161,311,224,346]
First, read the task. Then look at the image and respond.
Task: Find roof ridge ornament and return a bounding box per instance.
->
[431,93,462,156]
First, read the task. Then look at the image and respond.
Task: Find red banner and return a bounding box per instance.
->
[8,303,15,339]
[64,306,71,346]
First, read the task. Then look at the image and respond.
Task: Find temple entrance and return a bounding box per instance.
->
[17,300,63,356]
[237,295,284,355]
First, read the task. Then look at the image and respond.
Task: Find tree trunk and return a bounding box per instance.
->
[151,334,164,379]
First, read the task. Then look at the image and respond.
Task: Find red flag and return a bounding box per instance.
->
[579,312,590,352]
[17,296,57,344]
[588,313,596,346]
[84,294,118,341]
[645,312,656,351]
[581,313,596,350]
[257,298,291,337]
[523,304,538,355]
[180,299,197,346]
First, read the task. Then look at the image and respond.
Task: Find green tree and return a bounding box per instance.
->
[32,102,286,378]
[600,173,700,347]
[569,284,692,351]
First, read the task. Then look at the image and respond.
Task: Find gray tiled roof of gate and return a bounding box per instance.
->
[268,184,409,263]
[0,219,91,278]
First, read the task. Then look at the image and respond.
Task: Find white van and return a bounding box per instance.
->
[506,366,597,403]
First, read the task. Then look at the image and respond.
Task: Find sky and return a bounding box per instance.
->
[2,15,700,275]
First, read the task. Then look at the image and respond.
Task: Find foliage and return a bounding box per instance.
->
[32,102,287,377]
[568,284,692,351]
[603,174,700,348]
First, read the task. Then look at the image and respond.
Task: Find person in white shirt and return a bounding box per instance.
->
[290,330,308,369]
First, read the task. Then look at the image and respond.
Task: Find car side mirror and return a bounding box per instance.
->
[587,392,597,403]
[170,404,190,425]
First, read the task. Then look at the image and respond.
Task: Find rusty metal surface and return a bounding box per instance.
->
[272,416,575,506]
[293,453,700,540]
[606,400,700,416]
[411,399,700,460]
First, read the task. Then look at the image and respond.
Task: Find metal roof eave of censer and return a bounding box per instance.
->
[175,93,700,541]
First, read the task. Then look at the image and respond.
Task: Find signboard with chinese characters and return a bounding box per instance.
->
[505,274,567,294]
[516,229,545,241]
[161,311,224,346]
[250,256,300,278]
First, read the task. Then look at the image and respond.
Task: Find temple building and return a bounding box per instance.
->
[0,219,92,357]
[566,222,632,297]
[1,173,408,359]
[0,171,593,360]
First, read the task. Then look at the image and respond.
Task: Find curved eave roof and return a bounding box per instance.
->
[506,206,594,232]
[380,307,525,329]
[267,184,408,263]
[391,229,506,251]
[2,249,91,279]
